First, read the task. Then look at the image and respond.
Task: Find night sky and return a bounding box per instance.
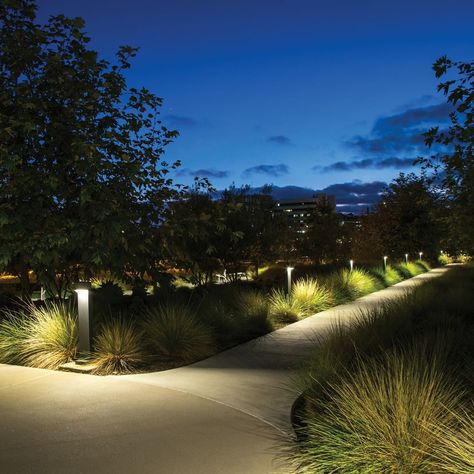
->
[37,0,474,211]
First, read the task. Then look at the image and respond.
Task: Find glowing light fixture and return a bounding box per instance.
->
[383,256,388,272]
[286,266,294,295]
[349,259,354,272]
[74,282,91,353]
[405,253,408,264]
[419,251,423,260]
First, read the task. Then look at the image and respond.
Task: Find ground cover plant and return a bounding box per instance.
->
[0,260,434,375]
[289,264,474,473]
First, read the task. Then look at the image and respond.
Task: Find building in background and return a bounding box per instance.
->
[274,194,336,234]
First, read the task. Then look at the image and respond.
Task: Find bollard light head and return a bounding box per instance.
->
[287,266,294,273]
[74,281,91,297]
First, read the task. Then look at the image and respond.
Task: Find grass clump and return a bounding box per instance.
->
[395,261,425,278]
[327,268,381,303]
[291,277,332,316]
[0,302,77,369]
[369,264,403,287]
[142,302,215,362]
[293,348,467,473]
[269,288,304,323]
[91,318,146,375]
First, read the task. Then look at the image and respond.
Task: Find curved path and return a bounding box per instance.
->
[0,267,449,473]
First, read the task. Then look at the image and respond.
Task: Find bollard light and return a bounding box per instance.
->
[286,266,294,295]
[419,251,423,260]
[74,282,91,354]
[383,256,388,272]
[405,253,408,264]
[349,259,354,272]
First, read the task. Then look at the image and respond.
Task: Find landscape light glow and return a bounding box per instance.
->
[286,266,294,295]
[405,253,408,264]
[74,283,91,354]
[419,252,423,260]
[383,256,388,272]
[349,259,354,272]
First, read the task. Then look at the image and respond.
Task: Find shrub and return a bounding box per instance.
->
[369,264,403,287]
[415,259,431,272]
[234,289,274,338]
[291,277,333,316]
[94,280,124,306]
[0,302,77,369]
[395,262,425,279]
[269,288,304,323]
[293,347,467,473]
[91,318,146,375]
[326,268,381,303]
[142,302,215,362]
[439,253,453,265]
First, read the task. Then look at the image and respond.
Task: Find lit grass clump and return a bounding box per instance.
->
[142,302,215,362]
[369,264,403,287]
[0,302,77,369]
[395,261,426,279]
[327,268,381,303]
[293,348,467,474]
[234,289,274,338]
[91,318,146,374]
[291,277,332,316]
[269,288,304,323]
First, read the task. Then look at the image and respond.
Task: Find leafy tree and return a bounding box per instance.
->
[0,1,179,297]
[300,196,348,264]
[374,174,441,260]
[423,57,474,253]
[162,189,222,285]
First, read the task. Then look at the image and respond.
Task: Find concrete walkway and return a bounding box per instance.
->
[121,266,450,435]
[0,267,449,473]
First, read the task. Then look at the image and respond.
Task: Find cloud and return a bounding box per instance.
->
[177,168,229,179]
[267,135,292,146]
[242,164,289,177]
[344,101,453,160]
[319,180,387,209]
[321,157,415,173]
[164,115,199,128]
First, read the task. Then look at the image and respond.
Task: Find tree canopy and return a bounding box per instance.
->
[0,0,180,296]
[423,57,474,253]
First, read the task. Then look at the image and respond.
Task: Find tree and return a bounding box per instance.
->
[374,174,441,260]
[423,57,474,253]
[0,1,179,297]
[302,196,347,264]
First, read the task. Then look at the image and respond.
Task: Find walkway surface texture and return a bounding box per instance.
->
[0,267,449,473]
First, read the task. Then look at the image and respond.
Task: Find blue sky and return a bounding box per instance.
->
[37,0,474,209]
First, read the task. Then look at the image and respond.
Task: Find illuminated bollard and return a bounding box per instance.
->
[74,282,91,354]
[383,256,388,272]
[349,259,354,272]
[286,266,294,295]
[419,251,423,260]
[405,253,408,264]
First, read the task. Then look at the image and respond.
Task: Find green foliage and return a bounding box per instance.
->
[290,264,474,473]
[142,302,215,362]
[395,262,425,278]
[423,57,474,254]
[197,285,273,346]
[326,268,381,303]
[268,288,303,323]
[94,280,125,306]
[0,1,180,297]
[439,253,454,265]
[91,318,146,375]
[293,348,467,473]
[291,277,333,315]
[0,301,77,369]
[369,264,403,287]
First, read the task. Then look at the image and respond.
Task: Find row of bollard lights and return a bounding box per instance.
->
[286,252,424,293]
